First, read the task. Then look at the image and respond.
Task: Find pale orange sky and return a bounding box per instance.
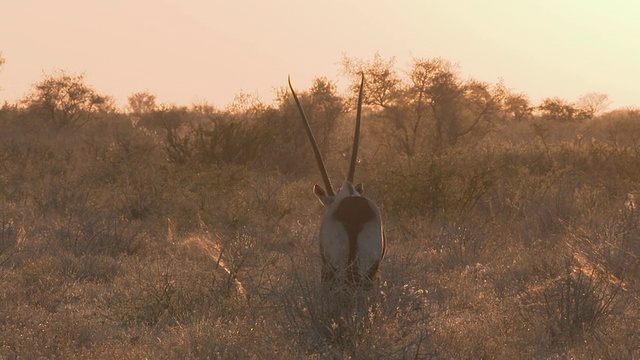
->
[1,0,639,110]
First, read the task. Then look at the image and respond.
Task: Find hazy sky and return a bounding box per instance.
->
[1,0,639,110]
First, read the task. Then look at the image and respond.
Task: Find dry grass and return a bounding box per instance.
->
[0,105,639,359]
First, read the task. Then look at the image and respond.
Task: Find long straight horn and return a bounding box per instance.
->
[288,76,335,196]
[347,73,365,183]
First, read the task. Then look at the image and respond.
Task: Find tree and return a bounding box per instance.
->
[226,90,266,115]
[341,52,402,108]
[306,77,347,149]
[127,91,157,114]
[502,92,533,122]
[342,54,415,160]
[537,98,589,122]
[279,77,346,152]
[410,58,504,151]
[576,93,610,118]
[22,70,113,128]
[342,55,505,161]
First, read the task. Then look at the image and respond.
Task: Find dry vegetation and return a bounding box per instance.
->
[0,56,639,359]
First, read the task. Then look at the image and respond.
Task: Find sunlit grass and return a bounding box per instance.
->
[1,85,639,358]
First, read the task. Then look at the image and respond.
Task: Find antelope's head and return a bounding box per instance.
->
[288,75,385,287]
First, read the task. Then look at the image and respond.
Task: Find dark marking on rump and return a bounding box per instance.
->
[334,196,375,224]
[333,196,375,283]
[333,197,375,250]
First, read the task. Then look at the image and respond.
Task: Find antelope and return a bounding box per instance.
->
[288,75,385,287]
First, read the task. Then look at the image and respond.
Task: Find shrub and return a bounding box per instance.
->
[520,258,623,347]
[21,71,114,128]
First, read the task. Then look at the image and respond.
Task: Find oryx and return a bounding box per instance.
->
[288,75,385,287]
